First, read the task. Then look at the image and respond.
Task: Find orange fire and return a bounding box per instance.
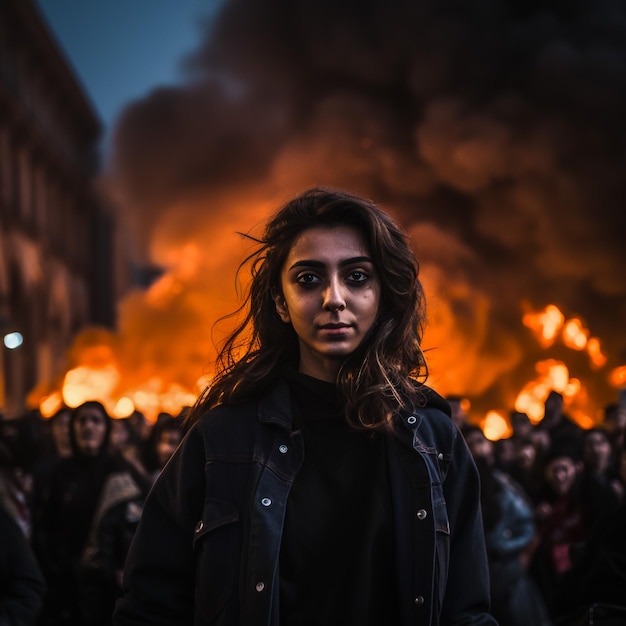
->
[475,302,621,439]
[562,318,589,350]
[37,362,201,422]
[482,410,512,441]
[610,365,626,388]
[513,359,594,428]
[522,303,564,348]
[586,337,608,369]
[522,304,608,370]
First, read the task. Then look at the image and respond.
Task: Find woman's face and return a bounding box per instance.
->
[51,409,72,456]
[109,420,130,451]
[156,429,182,468]
[583,431,612,472]
[545,456,577,495]
[73,406,108,456]
[275,225,381,382]
[464,431,494,464]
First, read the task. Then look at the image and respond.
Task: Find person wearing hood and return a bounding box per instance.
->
[32,401,143,625]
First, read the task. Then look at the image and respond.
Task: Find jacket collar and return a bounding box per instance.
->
[257,378,294,431]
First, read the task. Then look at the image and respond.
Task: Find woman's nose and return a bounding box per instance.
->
[323,277,346,311]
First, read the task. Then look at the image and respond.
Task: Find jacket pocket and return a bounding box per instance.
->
[192,498,240,622]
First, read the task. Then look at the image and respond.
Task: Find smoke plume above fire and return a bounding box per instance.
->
[39,0,626,426]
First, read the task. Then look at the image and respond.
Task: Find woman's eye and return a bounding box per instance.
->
[296,273,320,285]
[348,270,368,282]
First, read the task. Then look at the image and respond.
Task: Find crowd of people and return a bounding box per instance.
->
[0,402,183,625]
[1,391,624,625]
[452,392,626,626]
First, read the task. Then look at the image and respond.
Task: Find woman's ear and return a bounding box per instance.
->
[272,290,291,323]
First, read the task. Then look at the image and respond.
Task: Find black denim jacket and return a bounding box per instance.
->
[114,379,497,626]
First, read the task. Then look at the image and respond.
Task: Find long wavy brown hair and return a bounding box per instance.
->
[185,186,429,430]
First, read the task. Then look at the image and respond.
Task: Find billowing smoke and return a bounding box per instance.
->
[99,0,626,420]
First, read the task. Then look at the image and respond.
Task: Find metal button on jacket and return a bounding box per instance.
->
[255,582,265,592]
[415,595,425,605]
[416,509,428,520]
[279,444,288,454]
[261,498,272,507]
[194,520,204,533]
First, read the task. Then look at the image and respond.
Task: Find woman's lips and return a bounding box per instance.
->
[318,323,352,335]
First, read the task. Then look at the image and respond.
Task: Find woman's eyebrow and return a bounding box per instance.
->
[288,256,373,271]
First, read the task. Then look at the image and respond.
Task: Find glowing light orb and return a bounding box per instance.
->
[3,332,23,350]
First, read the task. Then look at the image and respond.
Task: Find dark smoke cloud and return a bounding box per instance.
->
[102,0,626,415]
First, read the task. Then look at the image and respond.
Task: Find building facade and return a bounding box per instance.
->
[0,0,114,417]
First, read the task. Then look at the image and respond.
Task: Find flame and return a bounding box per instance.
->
[522,304,564,348]
[508,267,613,432]
[32,316,206,421]
[515,359,578,423]
[482,410,512,441]
[514,358,596,428]
[522,303,612,381]
[47,365,202,423]
[562,318,589,351]
[610,365,626,388]
[39,392,64,418]
[62,365,120,409]
[113,397,135,418]
[586,337,607,369]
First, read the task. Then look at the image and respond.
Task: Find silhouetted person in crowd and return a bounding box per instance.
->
[80,464,147,624]
[577,427,621,533]
[32,401,143,626]
[142,413,183,483]
[446,395,470,430]
[602,402,626,473]
[109,417,135,457]
[464,426,549,626]
[80,413,184,625]
[493,437,515,473]
[536,391,584,460]
[0,505,46,625]
[31,408,73,504]
[530,446,587,621]
[502,411,545,505]
[109,416,152,492]
[508,437,545,505]
[0,436,32,538]
[127,410,151,444]
[47,407,73,458]
[566,433,626,618]
[509,411,534,443]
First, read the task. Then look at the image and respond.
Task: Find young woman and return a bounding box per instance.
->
[114,187,496,625]
[32,401,145,625]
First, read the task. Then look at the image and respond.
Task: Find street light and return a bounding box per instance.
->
[3,332,23,350]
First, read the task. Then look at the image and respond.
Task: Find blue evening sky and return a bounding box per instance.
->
[35,1,221,143]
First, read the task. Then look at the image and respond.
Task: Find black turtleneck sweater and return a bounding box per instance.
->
[279,370,399,625]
